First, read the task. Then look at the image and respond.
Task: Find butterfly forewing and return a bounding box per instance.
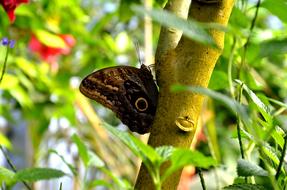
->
[79,65,158,134]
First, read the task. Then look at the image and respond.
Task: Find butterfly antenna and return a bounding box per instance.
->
[134,40,143,66]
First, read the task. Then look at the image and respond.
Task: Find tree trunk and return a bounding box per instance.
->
[135,0,235,189]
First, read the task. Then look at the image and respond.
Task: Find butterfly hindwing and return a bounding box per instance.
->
[79,65,158,134]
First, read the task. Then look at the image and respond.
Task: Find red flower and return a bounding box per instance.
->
[0,0,29,23]
[28,34,76,67]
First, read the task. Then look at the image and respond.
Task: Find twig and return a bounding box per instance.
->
[238,0,261,78]
[198,168,206,190]
[227,37,237,97]
[236,83,247,183]
[236,83,245,159]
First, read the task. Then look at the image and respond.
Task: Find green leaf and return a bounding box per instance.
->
[237,159,268,177]
[132,6,226,47]
[269,98,287,109]
[235,80,273,124]
[230,7,249,29]
[48,149,77,176]
[9,86,33,109]
[162,148,216,181]
[14,3,34,17]
[155,146,174,162]
[102,123,162,186]
[209,70,229,90]
[71,134,89,167]
[15,58,38,78]
[271,126,285,148]
[101,167,132,190]
[0,167,15,184]
[258,39,287,58]
[115,32,130,53]
[15,168,65,182]
[261,0,287,23]
[119,0,140,22]
[0,74,19,89]
[0,133,12,149]
[155,0,168,6]
[206,118,221,162]
[102,123,161,165]
[223,184,268,190]
[88,179,113,189]
[261,143,280,165]
[87,150,105,168]
[238,70,263,90]
[34,30,66,48]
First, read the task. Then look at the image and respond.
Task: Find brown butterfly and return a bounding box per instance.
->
[79,64,158,134]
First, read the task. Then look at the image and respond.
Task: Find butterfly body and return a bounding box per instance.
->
[80,64,158,134]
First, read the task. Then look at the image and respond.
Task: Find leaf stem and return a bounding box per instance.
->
[238,0,261,79]
[0,145,32,190]
[235,83,247,183]
[258,148,280,190]
[236,83,245,160]
[153,169,161,190]
[227,37,237,97]
[198,168,206,190]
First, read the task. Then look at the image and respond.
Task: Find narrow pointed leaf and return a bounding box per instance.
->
[132,5,227,47]
[237,159,268,177]
[87,150,105,168]
[15,168,65,182]
[0,167,15,184]
[235,80,272,124]
[102,123,160,164]
[72,134,89,167]
[224,184,268,190]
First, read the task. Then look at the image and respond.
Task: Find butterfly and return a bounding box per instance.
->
[79,64,158,134]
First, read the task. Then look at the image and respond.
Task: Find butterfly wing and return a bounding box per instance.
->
[79,65,158,134]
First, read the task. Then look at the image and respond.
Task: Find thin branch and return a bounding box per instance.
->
[236,83,248,183]
[228,37,237,97]
[238,0,261,78]
[236,83,245,160]
[198,168,206,190]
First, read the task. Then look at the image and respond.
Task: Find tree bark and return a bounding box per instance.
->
[135,0,235,189]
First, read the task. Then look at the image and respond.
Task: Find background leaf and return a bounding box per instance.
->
[162,149,216,181]
[237,159,268,177]
[261,0,287,23]
[0,133,12,149]
[71,134,89,167]
[132,5,225,47]
[102,123,161,165]
[223,184,268,190]
[0,167,15,184]
[15,168,65,182]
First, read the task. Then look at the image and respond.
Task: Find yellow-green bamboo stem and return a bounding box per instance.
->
[135,1,235,189]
